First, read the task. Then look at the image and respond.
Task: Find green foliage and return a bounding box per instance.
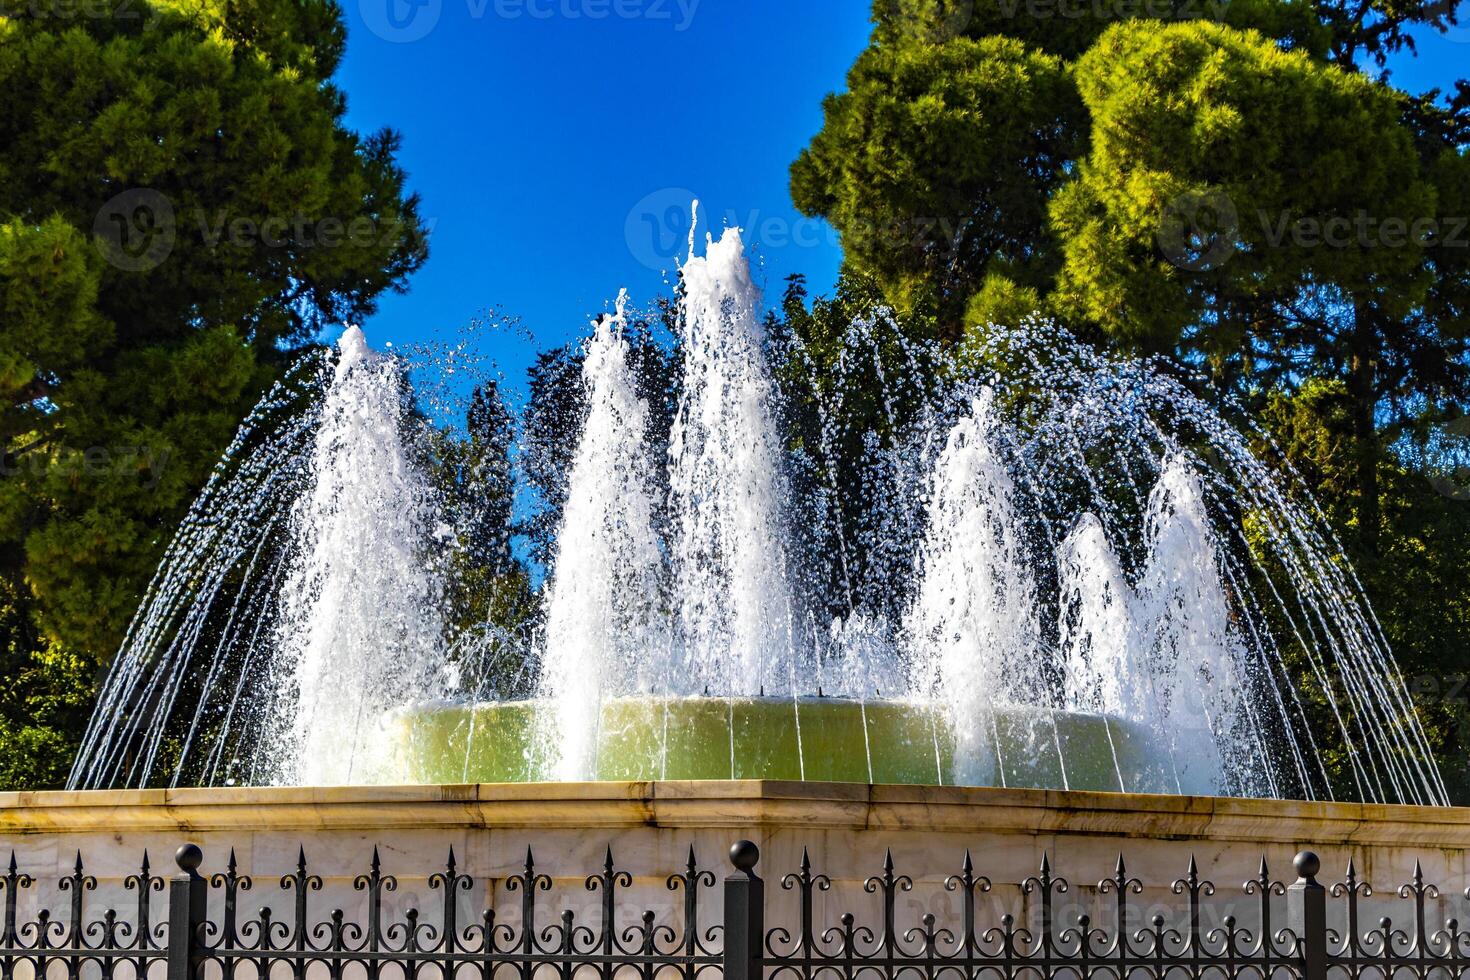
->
[457,382,518,575]
[0,577,93,790]
[793,0,1338,327]
[1050,19,1432,352]
[0,0,427,661]
[790,32,1084,327]
[878,0,1327,60]
[1045,18,1469,572]
[1260,379,1470,799]
[963,271,1045,331]
[797,0,1470,795]
[0,0,427,786]
[430,381,537,654]
[522,344,588,567]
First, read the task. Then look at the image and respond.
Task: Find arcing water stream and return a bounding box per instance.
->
[69,225,1449,806]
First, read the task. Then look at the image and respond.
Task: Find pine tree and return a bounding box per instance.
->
[0,0,428,786]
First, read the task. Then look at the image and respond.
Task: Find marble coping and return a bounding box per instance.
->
[1,782,1468,848]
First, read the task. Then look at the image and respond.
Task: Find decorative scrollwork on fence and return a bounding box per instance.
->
[0,850,164,980]
[754,847,1303,980]
[1324,854,1470,977]
[181,843,720,980]
[5,839,1470,980]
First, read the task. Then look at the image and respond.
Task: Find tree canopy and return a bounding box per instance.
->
[792,0,1470,795]
[0,0,428,786]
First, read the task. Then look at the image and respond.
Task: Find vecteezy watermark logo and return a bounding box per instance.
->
[881,0,974,40]
[486,0,701,29]
[626,189,855,268]
[0,445,172,490]
[993,0,1230,20]
[14,0,162,28]
[1158,188,1239,273]
[1258,211,1469,250]
[195,211,415,250]
[360,0,441,42]
[626,187,698,272]
[1407,672,1470,706]
[1442,0,1470,44]
[1428,416,1470,501]
[95,196,419,272]
[93,188,176,272]
[362,0,697,39]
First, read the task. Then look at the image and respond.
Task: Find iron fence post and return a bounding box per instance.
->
[724,841,764,980]
[167,844,207,980]
[1288,851,1327,980]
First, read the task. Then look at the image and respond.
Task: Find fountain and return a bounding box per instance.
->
[69,326,456,789]
[534,290,666,782]
[67,223,1449,807]
[904,390,1046,788]
[261,326,451,785]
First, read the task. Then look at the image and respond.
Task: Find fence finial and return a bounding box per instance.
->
[730,840,760,875]
[1293,851,1321,882]
[175,844,203,876]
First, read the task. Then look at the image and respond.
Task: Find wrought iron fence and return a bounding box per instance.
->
[0,840,1467,980]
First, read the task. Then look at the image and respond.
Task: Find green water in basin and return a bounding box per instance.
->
[392,697,1169,792]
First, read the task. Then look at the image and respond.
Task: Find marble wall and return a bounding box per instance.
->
[1,782,1466,950]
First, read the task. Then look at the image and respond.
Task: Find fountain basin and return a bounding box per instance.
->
[392,698,1173,792]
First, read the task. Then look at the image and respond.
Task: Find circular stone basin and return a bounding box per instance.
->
[392,698,1174,793]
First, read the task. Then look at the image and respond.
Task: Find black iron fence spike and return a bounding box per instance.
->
[0,839,1461,979]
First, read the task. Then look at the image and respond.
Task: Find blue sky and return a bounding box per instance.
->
[334,0,1470,399]
[334,1,872,397]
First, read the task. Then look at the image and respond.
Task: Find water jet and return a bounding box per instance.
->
[68,222,1449,808]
